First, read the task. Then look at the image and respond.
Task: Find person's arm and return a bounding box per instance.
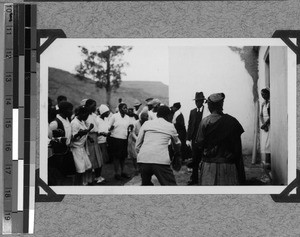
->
[108,115,115,132]
[171,135,181,154]
[266,102,270,125]
[135,124,146,154]
[195,119,205,152]
[49,120,58,131]
[260,103,264,124]
[49,120,66,139]
[71,123,92,141]
[48,126,53,139]
[131,124,139,141]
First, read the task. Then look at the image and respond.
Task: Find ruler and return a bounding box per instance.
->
[2,3,36,234]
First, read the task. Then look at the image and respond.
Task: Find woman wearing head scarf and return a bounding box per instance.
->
[97,104,111,165]
[195,93,246,185]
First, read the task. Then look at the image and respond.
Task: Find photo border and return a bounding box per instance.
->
[38,36,297,195]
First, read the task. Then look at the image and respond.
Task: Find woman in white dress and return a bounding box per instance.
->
[85,99,104,184]
[71,106,93,185]
[260,88,271,170]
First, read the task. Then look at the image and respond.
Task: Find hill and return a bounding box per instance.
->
[48,67,169,111]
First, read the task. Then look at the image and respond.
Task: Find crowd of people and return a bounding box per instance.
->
[47,88,270,186]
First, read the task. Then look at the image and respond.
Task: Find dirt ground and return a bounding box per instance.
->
[59,155,270,186]
[123,155,270,186]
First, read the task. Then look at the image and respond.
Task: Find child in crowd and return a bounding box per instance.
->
[127,111,149,175]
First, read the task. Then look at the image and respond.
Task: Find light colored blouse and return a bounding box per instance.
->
[136,118,181,165]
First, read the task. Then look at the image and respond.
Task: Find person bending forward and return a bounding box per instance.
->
[136,105,181,186]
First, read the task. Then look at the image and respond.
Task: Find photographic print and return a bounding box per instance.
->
[39,38,296,194]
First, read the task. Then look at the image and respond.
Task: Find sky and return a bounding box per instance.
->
[42,39,170,85]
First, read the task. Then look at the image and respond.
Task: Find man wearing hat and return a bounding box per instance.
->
[133,100,142,115]
[186,92,206,185]
[139,98,153,119]
[148,98,161,120]
[195,93,246,185]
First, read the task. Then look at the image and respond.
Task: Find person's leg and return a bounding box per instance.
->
[153,164,177,186]
[120,139,130,178]
[94,167,102,178]
[139,163,154,185]
[132,157,138,175]
[99,143,110,164]
[75,172,84,185]
[266,153,271,166]
[110,138,121,179]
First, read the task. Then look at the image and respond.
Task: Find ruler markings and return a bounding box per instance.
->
[3,3,36,234]
[3,3,13,235]
[12,4,18,109]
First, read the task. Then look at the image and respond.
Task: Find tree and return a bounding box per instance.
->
[75,46,132,108]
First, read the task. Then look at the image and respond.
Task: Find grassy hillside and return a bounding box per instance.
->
[48,67,169,111]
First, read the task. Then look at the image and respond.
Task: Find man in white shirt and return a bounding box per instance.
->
[108,103,131,180]
[136,105,181,185]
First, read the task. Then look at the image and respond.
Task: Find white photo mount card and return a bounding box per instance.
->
[38,36,297,195]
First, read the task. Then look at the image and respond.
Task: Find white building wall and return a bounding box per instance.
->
[169,46,255,155]
[258,46,288,185]
[270,47,288,184]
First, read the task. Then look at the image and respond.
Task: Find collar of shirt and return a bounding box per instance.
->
[172,110,181,124]
[57,114,70,123]
[197,106,204,113]
[56,114,72,145]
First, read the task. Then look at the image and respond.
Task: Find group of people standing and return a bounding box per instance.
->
[48,98,112,185]
[48,87,270,186]
[48,96,168,185]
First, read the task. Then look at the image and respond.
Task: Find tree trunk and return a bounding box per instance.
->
[106,88,111,109]
[106,50,111,109]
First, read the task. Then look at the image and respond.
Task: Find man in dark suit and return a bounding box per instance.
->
[186,92,206,185]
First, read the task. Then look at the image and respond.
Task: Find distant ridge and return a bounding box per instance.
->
[48,67,169,110]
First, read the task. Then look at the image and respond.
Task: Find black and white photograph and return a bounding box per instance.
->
[40,38,296,194]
